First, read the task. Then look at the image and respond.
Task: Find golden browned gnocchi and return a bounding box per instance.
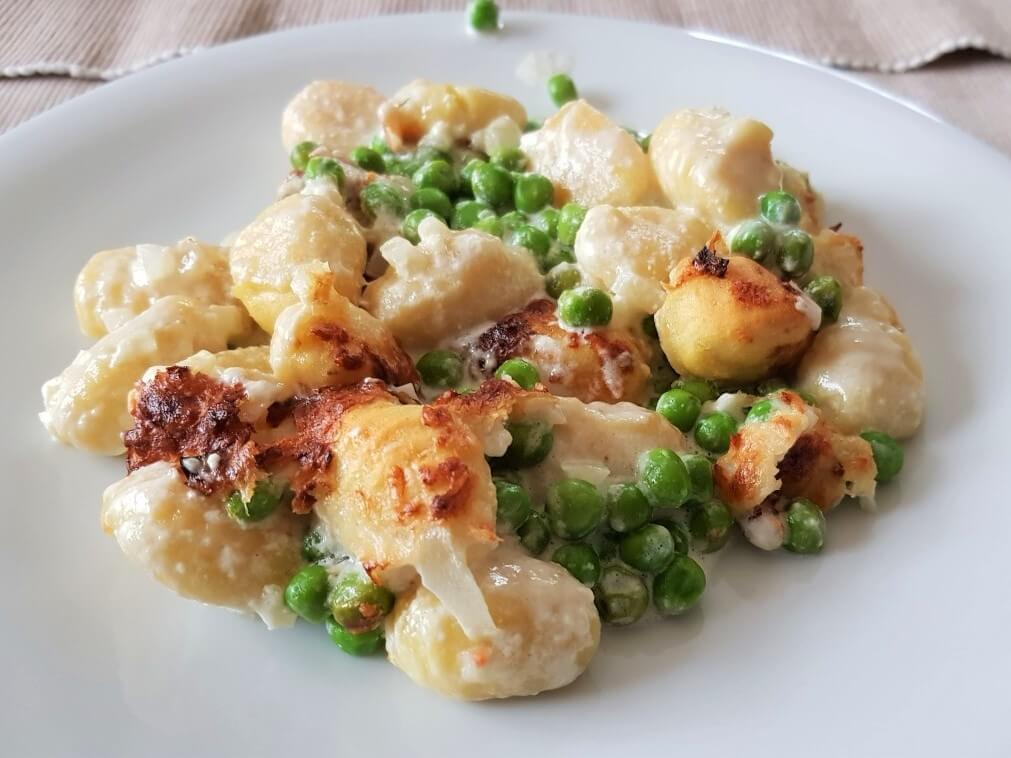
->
[102,461,306,626]
[270,264,416,389]
[794,287,925,439]
[655,242,817,382]
[805,228,864,289]
[40,297,250,455]
[522,100,661,206]
[385,545,599,700]
[74,238,235,337]
[281,80,385,154]
[379,79,526,149]
[230,190,366,333]
[362,216,542,349]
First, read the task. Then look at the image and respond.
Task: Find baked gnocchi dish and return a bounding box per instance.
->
[40,65,923,701]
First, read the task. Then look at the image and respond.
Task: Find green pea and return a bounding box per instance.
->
[468,0,499,31]
[401,208,438,244]
[491,147,527,171]
[382,154,411,176]
[539,241,575,272]
[636,448,690,508]
[681,454,714,504]
[655,388,702,432]
[451,199,493,229]
[360,181,408,221]
[730,219,777,261]
[606,483,651,534]
[511,224,552,264]
[494,357,539,389]
[283,565,330,623]
[350,146,385,173]
[325,616,384,656]
[225,478,286,523]
[500,420,554,468]
[328,573,394,632]
[473,215,504,237]
[746,399,774,424]
[524,119,542,133]
[777,229,814,277]
[671,377,717,403]
[369,136,392,154]
[760,190,802,225]
[459,158,486,194]
[494,478,532,531]
[518,511,551,555]
[665,519,693,554]
[595,532,620,562]
[290,140,318,171]
[653,555,706,615]
[860,430,905,483]
[556,202,586,246]
[499,210,527,230]
[783,498,826,554]
[304,156,346,188]
[546,479,605,539]
[415,349,464,388]
[412,159,458,195]
[694,412,738,454]
[552,543,601,587]
[409,187,453,221]
[642,314,659,339]
[547,73,578,107]
[532,207,559,237]
[805,275,843,322]
[471,162,515,209]
[545,264,582,299]
[689,500,733,553]
[514,173,554,213]
[594,566,649,625]
[302,527,328,562]
[620,523,675,573]
[557,286,613,327]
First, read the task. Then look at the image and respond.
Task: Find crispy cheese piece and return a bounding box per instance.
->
[777,422,877,510]
[379,79,526,149]
[521,100,661,207]
[74,238,236,338]
[714,390,820,517]
[101,461,305,627]
[281,80,385,154]
[315,393,501,637]
[270,264,417,389]
[795,287,924,439]
[573,205,712,316]
[40,297,250,455]
[385,545,599,700]
[472,299,652,404]
[362,217,542,350]
[229,191,366,333]
[655,240,817,382]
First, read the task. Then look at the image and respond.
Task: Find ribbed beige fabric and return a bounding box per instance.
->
[2,1,1010,153]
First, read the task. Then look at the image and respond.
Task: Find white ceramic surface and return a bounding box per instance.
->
[1,12,1009,758]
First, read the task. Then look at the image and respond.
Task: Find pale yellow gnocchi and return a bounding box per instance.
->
[101,461,306,626]
[230,191,366,333]
[74,238,235,337]
[40,297,250,455]
[379,79,526,149]
[521,100,661,206]
[795,287,925,439]
[281,80,385,155]
[362,217,542,349]
[385,545,599,700]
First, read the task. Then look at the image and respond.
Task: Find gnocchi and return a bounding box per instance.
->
[281,80,385,155]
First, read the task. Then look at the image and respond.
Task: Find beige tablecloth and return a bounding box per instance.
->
[2,0,1010,154]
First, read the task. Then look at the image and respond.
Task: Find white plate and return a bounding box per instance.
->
[2,12,1009,757]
